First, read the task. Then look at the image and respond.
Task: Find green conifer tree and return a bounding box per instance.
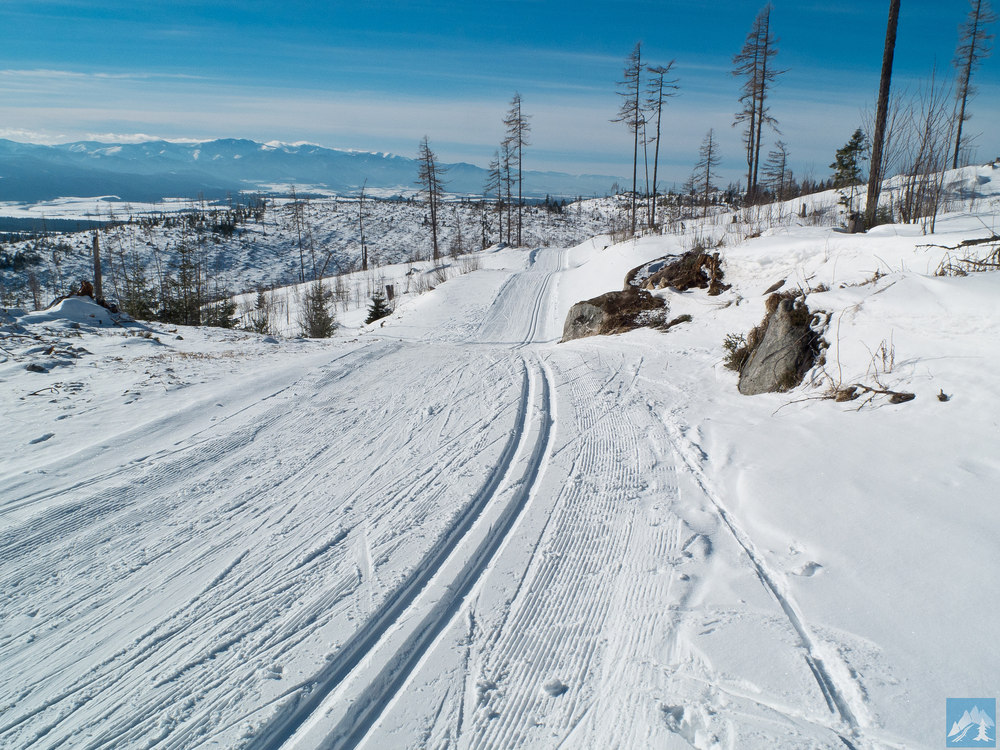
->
[365,290,392,324]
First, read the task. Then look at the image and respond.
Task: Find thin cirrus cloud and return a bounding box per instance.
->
[2,0,999,184]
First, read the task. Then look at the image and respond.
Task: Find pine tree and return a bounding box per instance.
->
[203,294,237,329]
[762,140,791,201]
[299,279,335,338]
[831,128,869,214]
[365,290,392,324]
[247,289,272,334]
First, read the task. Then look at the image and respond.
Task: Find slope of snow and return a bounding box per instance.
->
[0,196,614,306]
[1,166,998,749]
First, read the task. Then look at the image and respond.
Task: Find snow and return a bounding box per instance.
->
[0,195,613,304]
[1,167,999,749]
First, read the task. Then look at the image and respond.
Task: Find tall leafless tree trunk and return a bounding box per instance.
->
[500,138,513,245]
[289,186,306,283]
[613,43,644,236]
[865,0,901,229]
[733,4,782,204]
[92,233,102,300]
[503,93,531,247]
[645,62,678,230]
[485,151,503,245]
[358,181,368,272]
[952,0,996,169]
[416,136,446,261]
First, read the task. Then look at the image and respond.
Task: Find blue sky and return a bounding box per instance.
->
[1,0,998,187]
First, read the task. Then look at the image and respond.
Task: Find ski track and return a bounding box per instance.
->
[653,398,873,746]
[458,348,688,750]
[0,338,526,748]
[313,359,554,750]
[1,243,885,749]
[256,254,565,749]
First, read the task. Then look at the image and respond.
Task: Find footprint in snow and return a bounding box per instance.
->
[793,561,823,577]
[542,678,568,697]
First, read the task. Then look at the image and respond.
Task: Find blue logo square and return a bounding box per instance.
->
[948,698,996,747]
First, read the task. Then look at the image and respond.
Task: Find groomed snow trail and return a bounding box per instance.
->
[2,245,884,749]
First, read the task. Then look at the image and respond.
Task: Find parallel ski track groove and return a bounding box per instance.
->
[246,361,538,750]
[323,360,555,750]
[467,354,648,750]
[0,346,518,750]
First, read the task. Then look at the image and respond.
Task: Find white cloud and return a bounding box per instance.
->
[1,64,998,186]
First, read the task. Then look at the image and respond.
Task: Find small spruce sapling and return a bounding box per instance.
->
[830,128,869,215]
[365,290,392,324]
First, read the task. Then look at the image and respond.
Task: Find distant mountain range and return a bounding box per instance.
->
[0,138,622,203]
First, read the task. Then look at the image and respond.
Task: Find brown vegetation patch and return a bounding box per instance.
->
[629,250,731,296]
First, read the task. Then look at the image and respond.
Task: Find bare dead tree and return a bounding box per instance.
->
[862,87,910,211]
[288,186,307,283]
[416,136,447,261]
[500,137,514,245]
[503,93,531,246]
[358,180,368,272]
[612,43,644,236]
[899,68,957,233]
[952,0,997,168]
[484,150,503,245]
[762,140,791,201]
[733,4,782,203]
[645,61,679,229]
[865,0,901,229]
[693,129,721,218]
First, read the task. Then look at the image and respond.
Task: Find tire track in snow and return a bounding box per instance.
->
[245,359,548,750]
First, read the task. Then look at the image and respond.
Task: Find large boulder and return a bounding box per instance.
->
[561,288,664,343]
[738,297,820,395]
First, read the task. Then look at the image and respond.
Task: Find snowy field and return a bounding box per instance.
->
[0,194,616,305]
[2,166,999,749]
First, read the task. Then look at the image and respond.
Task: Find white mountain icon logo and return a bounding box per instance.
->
[949,705,996,744]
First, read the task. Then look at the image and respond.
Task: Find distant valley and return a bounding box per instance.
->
[0,138,623,205]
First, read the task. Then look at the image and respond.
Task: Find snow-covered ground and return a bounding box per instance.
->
[2,166,999,749]
[0,195,616,307]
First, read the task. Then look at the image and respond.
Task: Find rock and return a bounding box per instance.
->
[561,288,664,342]
[629,250,730,296]
[738,298,820,395]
